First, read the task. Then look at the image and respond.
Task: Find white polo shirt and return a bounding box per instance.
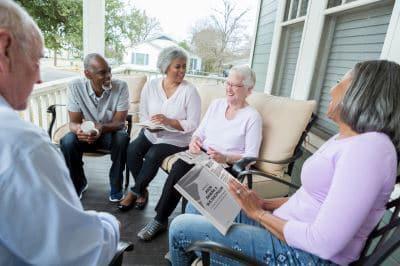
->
[67,77,129,123]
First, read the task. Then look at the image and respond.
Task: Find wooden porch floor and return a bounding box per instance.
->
[81,156,177,266]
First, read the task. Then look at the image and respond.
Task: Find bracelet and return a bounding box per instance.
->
[258,211,267,224]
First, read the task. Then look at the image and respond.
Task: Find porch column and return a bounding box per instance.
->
[381,0,400,64]
[83,0,105,56]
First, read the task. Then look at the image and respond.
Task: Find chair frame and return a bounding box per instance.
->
[47,104,133,190]
[186,159,400,265]
[108,241,134,266]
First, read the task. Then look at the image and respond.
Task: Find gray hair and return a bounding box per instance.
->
[229,65,256,89]
[157,46,188,74]
[84,53,104,71]
[340,60,400,151]
[0,0,43,58]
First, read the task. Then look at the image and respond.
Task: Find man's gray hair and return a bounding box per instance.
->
[340,60,400,151]
[157,46,188,74]
[84,53,104,71]
[0,0,43,57]
[229,65,256,89]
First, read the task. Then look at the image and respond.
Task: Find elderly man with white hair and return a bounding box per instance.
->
[132,65,263,241]
[0,1,120,265]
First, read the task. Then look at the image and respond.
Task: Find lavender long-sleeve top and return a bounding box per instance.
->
[273,132,397,265]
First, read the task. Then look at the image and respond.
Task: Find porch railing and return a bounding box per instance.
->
[20,66,225,132]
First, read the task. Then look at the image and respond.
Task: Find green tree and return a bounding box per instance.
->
[16,0,83,66]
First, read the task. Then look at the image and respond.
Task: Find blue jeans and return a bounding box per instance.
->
[60,131,129,197]
[168,203,335,266]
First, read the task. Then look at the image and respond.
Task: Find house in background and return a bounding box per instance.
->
[123,34,202,74]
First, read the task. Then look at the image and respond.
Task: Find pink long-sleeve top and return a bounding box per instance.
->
[273,132,397,265]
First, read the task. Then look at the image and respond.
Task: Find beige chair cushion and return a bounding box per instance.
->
[115,74,147,122]
[53,123,70,145]
[251,173,291,198]
[247,92,316,176]
[196,84,226,117]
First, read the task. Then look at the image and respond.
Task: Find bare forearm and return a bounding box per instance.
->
[262,197,289,211]
[225,154,242,164]
[255,210,287,241]
[100,121,125,133]
[168,119,184,131]
[69,122,81,134]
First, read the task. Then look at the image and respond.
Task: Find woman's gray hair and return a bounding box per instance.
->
[157,46,188,74]
[0,0,43,58]
[229,65,256,89]
[340,60,400,151]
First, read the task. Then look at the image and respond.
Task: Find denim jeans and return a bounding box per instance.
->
[60,131,129,197]
[168,203,335,266]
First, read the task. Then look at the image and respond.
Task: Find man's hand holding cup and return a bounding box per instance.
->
[80,121,101,144]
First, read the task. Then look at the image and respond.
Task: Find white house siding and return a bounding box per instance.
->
[251,0,278,92]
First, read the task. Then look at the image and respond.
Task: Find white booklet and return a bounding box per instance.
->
[135,120,180,133]
[174,158,241,235]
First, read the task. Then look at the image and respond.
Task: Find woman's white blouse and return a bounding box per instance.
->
[139,77,201,147]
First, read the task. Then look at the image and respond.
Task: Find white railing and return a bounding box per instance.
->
[21,66,225,134]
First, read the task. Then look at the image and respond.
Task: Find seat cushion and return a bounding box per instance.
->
[53,123,70,145]
[115,74,147,122]
[247,93,315,176]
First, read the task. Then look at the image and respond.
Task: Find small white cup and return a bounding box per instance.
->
[81,121,99,135]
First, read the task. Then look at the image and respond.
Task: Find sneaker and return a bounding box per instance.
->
[109,192,124,202]
[137,219,167,241]
[79,182,89,199]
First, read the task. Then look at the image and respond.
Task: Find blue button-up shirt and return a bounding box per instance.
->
[0,95,119,265]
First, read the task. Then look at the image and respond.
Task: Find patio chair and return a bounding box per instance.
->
[46,74,147,190]
[185,171,400,266]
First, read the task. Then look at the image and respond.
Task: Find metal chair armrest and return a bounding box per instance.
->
[186,240,262,266]
[232,149,303,176]
[108,241,134,266]
[238,169,300,190]
[47,104,66,138]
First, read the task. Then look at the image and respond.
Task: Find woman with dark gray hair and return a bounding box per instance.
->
[119,46,201,212]
[169,60,400,265]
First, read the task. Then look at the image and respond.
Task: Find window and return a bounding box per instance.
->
[272,0,309,97]
[189,58,198,70]
[131,53,149,65]
[284,0,309,21]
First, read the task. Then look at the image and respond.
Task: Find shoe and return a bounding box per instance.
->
[117,193,137,212]
[109,192,124,202]
[164,251,171,264]
[134,190,149,210]
[79,182,89,199]
[137,219,167,241]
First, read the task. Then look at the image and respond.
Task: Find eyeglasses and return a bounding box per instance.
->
[224,81,244,89]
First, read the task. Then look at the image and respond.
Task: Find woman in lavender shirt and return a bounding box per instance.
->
[169,60,400,265]
[135,65,262,241]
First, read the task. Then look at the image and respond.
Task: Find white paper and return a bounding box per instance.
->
[174,160,240,235]
[135,120,180,133]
